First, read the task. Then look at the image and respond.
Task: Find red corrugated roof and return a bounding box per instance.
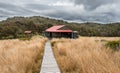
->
[45,25,73,32]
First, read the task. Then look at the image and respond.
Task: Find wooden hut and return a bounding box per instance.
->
[44,25,78,39]
[24,31,32,37]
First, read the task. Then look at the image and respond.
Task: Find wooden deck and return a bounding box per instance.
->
[40,41,60,73]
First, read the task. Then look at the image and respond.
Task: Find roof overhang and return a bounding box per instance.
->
[45,30,73,33]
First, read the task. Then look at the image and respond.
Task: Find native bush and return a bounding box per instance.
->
[105,40,120,51]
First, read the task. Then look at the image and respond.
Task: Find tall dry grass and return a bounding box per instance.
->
[0,36,47,73]
[52,37,120,73]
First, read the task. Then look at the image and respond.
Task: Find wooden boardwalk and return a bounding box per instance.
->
[40,41,60,73]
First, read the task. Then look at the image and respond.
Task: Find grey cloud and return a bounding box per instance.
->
[0,0,120,23]
[70,0,119,10]
[0,2,39,19]
[25,4,56,10]
[44,7,120,23]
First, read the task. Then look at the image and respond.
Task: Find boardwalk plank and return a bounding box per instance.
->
[40,41,60,73]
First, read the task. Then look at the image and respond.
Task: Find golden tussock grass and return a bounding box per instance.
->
[52,37,120,73]
[0,36,47,73]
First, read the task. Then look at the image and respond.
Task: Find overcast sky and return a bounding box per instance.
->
[0,0,120,23]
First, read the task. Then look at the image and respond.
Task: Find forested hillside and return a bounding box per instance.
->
[0,16,120,39]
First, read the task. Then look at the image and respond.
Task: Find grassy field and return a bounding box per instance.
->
[0,36,47,73]
[52,37,120,73]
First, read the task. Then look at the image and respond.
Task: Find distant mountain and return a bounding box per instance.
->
[0,16,120,39]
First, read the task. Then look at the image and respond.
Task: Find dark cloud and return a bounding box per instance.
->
[0,0,120,23]
[70,0,119,10]
[45,10,118,23]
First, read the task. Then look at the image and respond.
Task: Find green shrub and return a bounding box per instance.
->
[7,35,14,39]
[19,37,31,41]
[51,41,56,47]
[105,40,120,51]
[17,34,26,38]
[101,39,107,42]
